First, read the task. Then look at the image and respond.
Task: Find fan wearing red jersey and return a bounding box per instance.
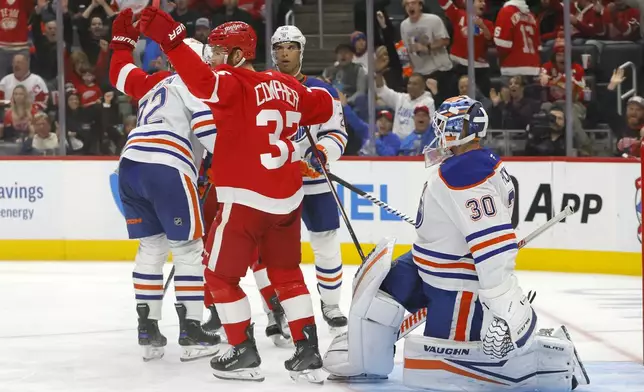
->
[494,0,541,76]
[138,6,335,383]
[439,0,494,94]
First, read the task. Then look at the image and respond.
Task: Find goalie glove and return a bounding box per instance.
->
[138,6,186,52]
[110,8,139,51]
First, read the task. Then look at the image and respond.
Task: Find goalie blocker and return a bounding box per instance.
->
[323,238,589,391]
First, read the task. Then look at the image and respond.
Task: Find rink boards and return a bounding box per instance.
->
[0,156,640,276]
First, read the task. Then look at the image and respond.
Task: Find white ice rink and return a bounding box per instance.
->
[1,262,643,392]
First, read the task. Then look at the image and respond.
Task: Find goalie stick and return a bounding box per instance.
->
[396,205,575,341]
[328,173,417,225]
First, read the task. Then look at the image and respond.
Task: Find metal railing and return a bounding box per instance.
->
[485,129,615,157]
[317,0,323,49]
[285,9,294,25]
[617,61,638,115]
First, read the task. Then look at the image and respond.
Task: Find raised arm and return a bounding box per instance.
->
[137,6,237,103]
[108,9,171,101]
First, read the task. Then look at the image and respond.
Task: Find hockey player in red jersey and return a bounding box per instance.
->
[493,0,541,76]
[137,6,336,383]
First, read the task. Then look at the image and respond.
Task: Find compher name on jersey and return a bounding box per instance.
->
[255,80,300,110]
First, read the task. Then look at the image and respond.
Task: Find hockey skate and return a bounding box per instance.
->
[321,300,347,335]
[136,303,167,362]
[175,304,222,362]
[267,295,292,347]
[211,324,264,382]
[202,305,227,340]
[285,325,325,384]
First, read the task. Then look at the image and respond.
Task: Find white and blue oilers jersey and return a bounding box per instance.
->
[292,76,347,195]
[120,74,217,185]
[413,148,517,293]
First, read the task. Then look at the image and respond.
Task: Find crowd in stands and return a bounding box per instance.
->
[328,0,644,157]
[1,0,643,158]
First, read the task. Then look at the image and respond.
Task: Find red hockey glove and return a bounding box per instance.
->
[138,6,186,52]
[110,9,139,51]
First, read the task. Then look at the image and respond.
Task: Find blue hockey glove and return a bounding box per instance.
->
[304,144,328,175]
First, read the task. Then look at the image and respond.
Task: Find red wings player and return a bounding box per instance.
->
[137,7,334,383]
[493,0,541,76]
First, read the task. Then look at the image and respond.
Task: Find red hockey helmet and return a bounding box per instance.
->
[208,21,257,61]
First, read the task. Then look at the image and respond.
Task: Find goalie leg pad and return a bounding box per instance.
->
[133,233,170,320]
[323,238,403,377]
[403,331,576,392]
[169,238,205,321]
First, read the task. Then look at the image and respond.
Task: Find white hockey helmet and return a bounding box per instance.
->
[271,25,306,73]
[183,38,212,64]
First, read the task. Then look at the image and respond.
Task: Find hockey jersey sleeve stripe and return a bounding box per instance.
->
[193,119,217,129]
[494,37,513,48]
[465,223,513,242]
[192,110,212,119]
[473,243,518,264]
[413,255,476,271]
[469,233,516,253]
[116,63,137,94]
[196,129,218,138]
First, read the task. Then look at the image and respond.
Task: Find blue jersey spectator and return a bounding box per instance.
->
[375,110,401,156]
[399,106,435,156]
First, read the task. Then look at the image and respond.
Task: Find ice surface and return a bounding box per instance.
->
[0,262,642,392]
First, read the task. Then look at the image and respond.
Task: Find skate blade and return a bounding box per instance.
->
[212,367,264,382]
[328,325,347,336]
[270,334,293,348]
[141,345,165,362]
[560,325,590,386]
[327,373,388,383]
[180,344,223,362]
[289,368,325,385]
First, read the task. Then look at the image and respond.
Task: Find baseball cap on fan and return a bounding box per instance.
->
[196,18,211,29]
[377,110,393,121]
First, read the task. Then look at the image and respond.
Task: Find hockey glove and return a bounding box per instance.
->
[110,9,139,51]
[137,6,186,52]
[304,144,328,175]
[300,160,322,179]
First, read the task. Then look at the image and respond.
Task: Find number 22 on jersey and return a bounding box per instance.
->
[257,109,302,170]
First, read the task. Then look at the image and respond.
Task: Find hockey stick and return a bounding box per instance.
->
[328,173,417,225]
[304,129,366,262]
[162,182,213,296]
[396,205,575,341]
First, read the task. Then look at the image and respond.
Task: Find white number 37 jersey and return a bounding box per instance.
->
[413,148,517,293]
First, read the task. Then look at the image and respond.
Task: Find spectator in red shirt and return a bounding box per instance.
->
[598,0,641,40]
[76,65,103,108]
[439,0,494,96]
[570,0,603,38]
[538,0,564,42]
[539,35,592,155]
[0,0,32,79]
[0,84,37,140]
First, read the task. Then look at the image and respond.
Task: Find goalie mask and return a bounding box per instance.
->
[271,25,306,74]
[423,95,489,167]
